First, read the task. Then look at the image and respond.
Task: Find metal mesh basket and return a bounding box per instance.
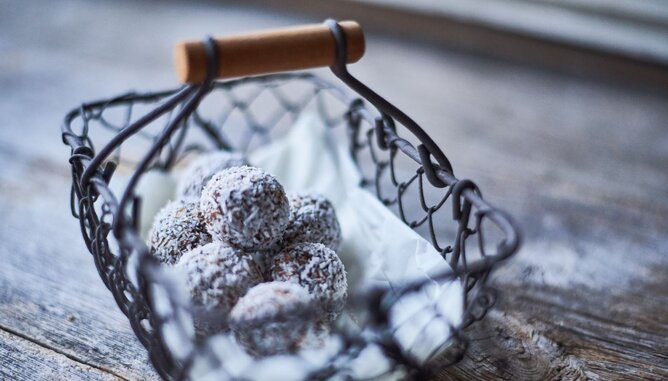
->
[61,20,520,380]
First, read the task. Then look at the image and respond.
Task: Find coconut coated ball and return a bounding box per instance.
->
[147,199,211,265]
[176,241,263,333]
[230,281,322,356]
[281,193,342,251]
[270,243,347,321]
[200,166,289,250]
[176,151,248,199]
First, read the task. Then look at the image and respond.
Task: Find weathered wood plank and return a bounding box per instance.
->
[0,328,122,381]
[0,146,159,380]
[0,0,666,380]
[438,282,668,380]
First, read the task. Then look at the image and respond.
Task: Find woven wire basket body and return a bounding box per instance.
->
[62,71,520,380]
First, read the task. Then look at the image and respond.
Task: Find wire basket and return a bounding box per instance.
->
[61,20,520,380]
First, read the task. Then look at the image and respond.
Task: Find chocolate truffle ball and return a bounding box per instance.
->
[176,241,263,333]
[230,281,320,356]
[177,151,248,199]
[147,199,211,265]
[281,193,342,251]
[270,243,348,321]
[200,166,289,250]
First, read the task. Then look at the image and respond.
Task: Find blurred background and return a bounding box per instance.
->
[1,0,666,380]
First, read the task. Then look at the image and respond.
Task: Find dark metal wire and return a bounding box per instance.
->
[61,20,521,381]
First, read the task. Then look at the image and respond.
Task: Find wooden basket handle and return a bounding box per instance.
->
[174,21,365,84]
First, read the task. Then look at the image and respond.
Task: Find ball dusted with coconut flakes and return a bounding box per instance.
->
[147,199,211,265]
[177,151,248,199]
[281,193,342,251]
[270,243,347,321]
[200,166,290,250]
[230,281,323,356]
[176,241,263,333]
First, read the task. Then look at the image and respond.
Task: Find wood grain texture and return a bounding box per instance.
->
[0,328,121,381]
[0,0,666,380]
[0,147,160,380]
[438,283,668,380]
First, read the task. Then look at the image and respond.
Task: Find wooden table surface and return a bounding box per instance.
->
[1,1,666,380]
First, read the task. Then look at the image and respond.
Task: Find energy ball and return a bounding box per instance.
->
[200,166,289,250]
[176,151,248,199]
[281,193,342,251]
[147,199,211,265]
[270,243,347,321]
[230,281,319,356]
[176,241,263,333]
